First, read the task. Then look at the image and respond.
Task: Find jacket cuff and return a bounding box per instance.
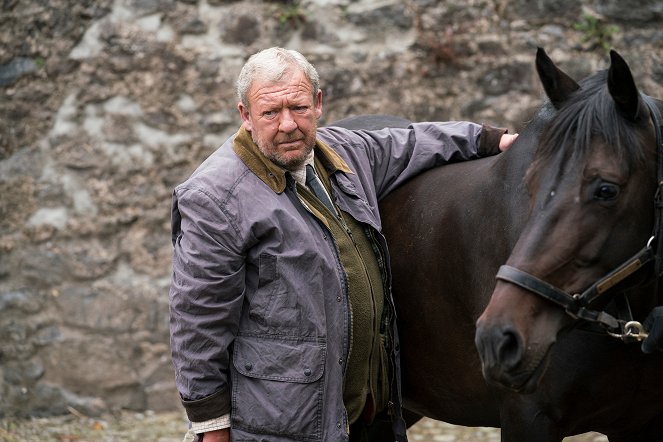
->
[181,387,231,422]
[478,124,508,157]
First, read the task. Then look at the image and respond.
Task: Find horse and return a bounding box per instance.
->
[333,48,663,442]
[470,48,663,441]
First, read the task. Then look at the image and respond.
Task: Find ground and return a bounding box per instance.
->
[0,412,609,441]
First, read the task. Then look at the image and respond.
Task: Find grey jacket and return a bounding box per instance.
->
[169,122,503,441]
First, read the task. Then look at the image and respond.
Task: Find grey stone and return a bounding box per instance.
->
[345,2,412,30]
[0,58,37,86]
[0,290,43,314]
[594,0,663,23]
[33,325,64,346]
[17,248,68,288]
[220,14,261,45]
[0,176,36,232]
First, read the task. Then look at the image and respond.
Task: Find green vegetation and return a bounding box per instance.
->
[574,14,619,51]
[274,2,306,27]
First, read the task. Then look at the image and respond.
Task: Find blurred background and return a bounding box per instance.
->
[0,0,661,438]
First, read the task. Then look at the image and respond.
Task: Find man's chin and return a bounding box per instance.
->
[254,137,314,171]
[276,149,314,171]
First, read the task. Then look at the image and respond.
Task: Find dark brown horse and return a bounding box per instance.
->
[344,49,663,441]
[470,49,663,441]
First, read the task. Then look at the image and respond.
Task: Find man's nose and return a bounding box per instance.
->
[279,110,297,132]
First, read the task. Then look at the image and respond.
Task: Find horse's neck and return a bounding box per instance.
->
[621,277,663,321]
[490,125,541,200]
[496,105,552,178]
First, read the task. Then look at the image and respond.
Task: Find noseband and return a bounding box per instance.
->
[496,95,663,342]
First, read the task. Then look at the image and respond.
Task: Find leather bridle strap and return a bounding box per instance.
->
[496,265,621,331]
[576,244,656,305]
[497,243,656,312]
[643,94,663,277]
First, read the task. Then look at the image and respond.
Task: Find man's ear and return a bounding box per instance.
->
[238,102,252,131]
[314,90,323,119]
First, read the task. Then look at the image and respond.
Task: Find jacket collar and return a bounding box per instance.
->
[232,126,353,194]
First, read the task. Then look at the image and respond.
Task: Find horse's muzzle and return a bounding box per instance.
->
[474,321,549,393]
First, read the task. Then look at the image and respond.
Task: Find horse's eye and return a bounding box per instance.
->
[594,182,620,201]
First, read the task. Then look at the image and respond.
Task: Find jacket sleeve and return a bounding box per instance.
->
[169,185,245,423]
[320,121,506,200]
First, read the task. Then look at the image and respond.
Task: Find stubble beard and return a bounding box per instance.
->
[252,129,317,172]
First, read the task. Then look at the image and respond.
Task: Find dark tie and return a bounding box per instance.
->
[305,164,336,214]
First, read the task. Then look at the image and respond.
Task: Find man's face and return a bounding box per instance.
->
[238,69,323,171]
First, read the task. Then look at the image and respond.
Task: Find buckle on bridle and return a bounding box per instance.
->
[606,320,649,342]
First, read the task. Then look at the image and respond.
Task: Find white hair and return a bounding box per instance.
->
[236,47,320,107]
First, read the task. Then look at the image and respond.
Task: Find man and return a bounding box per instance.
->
[169,47,517,442]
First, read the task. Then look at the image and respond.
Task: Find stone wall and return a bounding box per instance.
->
[1,0,661,417]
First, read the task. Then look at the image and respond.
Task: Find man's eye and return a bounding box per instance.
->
[263,111,277,119]
[293,106,308,113]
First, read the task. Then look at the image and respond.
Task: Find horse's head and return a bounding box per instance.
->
[475,48,662,393]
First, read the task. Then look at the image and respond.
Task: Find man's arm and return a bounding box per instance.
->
[318,121,513,200]
[170,186,245,424]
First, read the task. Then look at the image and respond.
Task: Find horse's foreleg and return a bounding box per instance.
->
[499,398,563,442]
[402,408,423,428]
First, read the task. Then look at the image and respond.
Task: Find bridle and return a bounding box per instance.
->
[496,94,663,342]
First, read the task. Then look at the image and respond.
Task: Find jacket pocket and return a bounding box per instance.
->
[231,335,326,440]
[248,253,301,328]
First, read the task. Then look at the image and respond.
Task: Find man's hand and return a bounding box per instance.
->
[641,306,663,354]
[499,133,519,152]
[200,429,230,442]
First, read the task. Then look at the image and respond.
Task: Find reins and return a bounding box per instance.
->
[496,94,663,342]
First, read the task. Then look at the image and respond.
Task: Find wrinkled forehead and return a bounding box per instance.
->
[248,70,316,106]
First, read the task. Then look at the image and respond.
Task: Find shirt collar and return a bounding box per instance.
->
[290,150,314,186]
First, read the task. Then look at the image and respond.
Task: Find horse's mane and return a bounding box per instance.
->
[527,70,649,185]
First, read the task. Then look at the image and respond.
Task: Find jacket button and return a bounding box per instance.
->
[336,296,341,302]
[304,368,312,376]
[338,358,343,365]
[245,362,253,371]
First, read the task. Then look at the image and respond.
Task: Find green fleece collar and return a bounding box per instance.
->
[232,127,353,193]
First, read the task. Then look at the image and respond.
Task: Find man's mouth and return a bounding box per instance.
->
[279,139,304,148]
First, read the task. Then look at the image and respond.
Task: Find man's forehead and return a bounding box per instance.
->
[249,72,313,97]
[249,73,313,103]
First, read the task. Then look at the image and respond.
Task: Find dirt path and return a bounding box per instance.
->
[0,412,609,441]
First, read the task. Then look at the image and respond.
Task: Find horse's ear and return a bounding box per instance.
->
[535,47,580,109]
[608,50,642,122]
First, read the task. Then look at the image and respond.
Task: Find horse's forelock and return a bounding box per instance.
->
[527,69,649,188]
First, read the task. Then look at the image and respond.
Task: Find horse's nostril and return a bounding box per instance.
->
[496,328,523,370]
